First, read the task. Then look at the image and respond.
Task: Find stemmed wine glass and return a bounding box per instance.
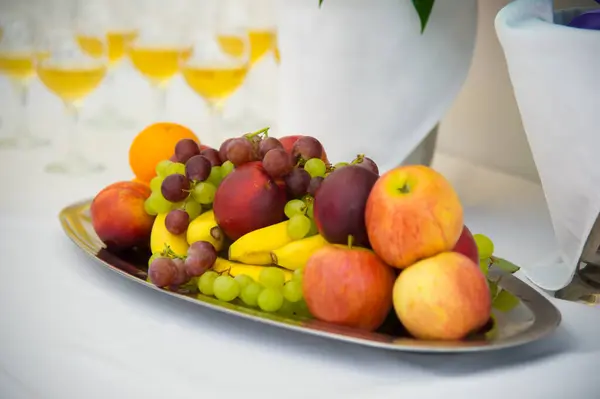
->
[36,28,109,174]
[181,1,251,143]
[75,0,138,130]
[0,16,50,149]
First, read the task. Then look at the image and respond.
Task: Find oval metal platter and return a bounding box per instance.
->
[60,199,562,354]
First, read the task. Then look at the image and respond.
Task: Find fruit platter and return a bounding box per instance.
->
[60,123,561,353]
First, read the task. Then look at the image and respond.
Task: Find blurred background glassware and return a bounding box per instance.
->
[127,9,193,124]
[36,28,108,174]
[181,0,251,143]
[0,16,51,149]
[75,0,138,130]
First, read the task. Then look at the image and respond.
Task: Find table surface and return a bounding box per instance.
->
[2,68,600,398]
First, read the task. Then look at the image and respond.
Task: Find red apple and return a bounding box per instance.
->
[393,252,491,340]
[453,225,479,265]
[303,245,396,332]
[365,165,464,269]
[213,161,286,240]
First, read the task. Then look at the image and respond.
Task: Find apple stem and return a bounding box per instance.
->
[246,126,270,139]
[398,183,410,194]
[347,235,355,249]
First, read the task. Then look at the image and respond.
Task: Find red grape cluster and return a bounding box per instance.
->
[148,241,218,289]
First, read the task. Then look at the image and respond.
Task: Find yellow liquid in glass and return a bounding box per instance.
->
[218,30,276,65]
[37,64,107,102]
[182,65,248,102]
[0,51,36,80]
[128,46,192,84]
[77,31,138,64]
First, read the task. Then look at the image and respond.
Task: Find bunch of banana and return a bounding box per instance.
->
[228,220,330,271]
[186,210,224,251]
[212,258,293,282]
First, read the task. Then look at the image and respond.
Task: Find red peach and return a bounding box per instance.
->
[213,162,287,241]
[303,245,396,332]
[91,181,155,250]
[393,252,491,340]
[453,225,479,265]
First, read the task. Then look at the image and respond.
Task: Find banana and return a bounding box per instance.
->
[271,234,330,270]
[187,210,225,252]
[150,213,189,257]
[228,220,293,265]
[212,257,293,282]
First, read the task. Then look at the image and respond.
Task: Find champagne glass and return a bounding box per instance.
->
[181,4,250,143]
[37,28,108,174]
[127,18,193,123]
[0,16,50,149]
[75,0,138,130]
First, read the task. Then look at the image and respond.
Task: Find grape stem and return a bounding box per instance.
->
[351,154,365,165]
[347,235,355,249]
[245,126,270,140]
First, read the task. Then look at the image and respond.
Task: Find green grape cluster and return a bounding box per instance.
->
[197,267,311,317]
[284,196,318,240]
[144,139,229,236]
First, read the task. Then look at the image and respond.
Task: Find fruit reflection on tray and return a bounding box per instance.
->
[74,122,559,351]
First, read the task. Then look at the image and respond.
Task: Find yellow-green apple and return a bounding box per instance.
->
[365,165,464,269]
[453,225,479,265]
[393,252,491,340]
[303,244,396,332]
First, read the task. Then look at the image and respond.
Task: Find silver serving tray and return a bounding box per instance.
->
[60,199,562,353]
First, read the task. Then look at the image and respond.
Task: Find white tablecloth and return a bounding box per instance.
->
[1,66,600,398]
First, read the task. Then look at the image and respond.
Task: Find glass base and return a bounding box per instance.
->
[0,135,50,150]
[45,156,105,175]
[83,106,138,131]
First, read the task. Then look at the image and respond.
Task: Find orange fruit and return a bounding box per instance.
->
[129,122,199,184]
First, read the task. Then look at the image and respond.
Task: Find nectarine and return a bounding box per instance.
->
[365,165,464,269]
[453,225,479,265]
[303,245,396,332]
[393,252,491,340]
[91,181,155,250]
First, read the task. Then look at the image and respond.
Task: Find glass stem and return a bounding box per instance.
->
[206,100,225,142]
[12,79,30,138]
[64,101,81,160]
[154,84,168,121]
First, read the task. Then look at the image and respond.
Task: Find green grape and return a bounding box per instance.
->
[150,176,164,192]
[307,220,318,236]
[287,214,311,240]
[259,267,286,289]
[304,158,327,178]
[240,282,263,307]
[334,162,349,169]
[207,166,223,187]
[292,268,303,282]
[278,299,296,316]
[146,192,172,214]
[284,199,307,219]
[171,200,186,210]
[307,202,314,220]
[192,182,217,205]
[185,201,203,220]
[198,271,219,296]
[213,275,240,302]
[166,162,186,176]
[479,260,490,276]
[258,287,284,312]
[221,160,235,178]
[156,160,173,177]
[144,198,158,216]
[294,299,312,318]
[234,274,254,291]
[282,280,303,303]
[474,234,495,259]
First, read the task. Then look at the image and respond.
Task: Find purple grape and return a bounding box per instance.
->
[165,209,190,235]
[185,241,217,277]
[148,257,177,287]
[200,148,223,167]
[568,10,600,30]
[175,139,200,163]
[259,137,284,158]
[185,155,212,182]
[284,168,311,198]
[307,176,324,197]
[161,174,191,202]
[292,136,323,161]
[263,148,294,179]
[219,138,234,163]
[171,258,189,287]
[227,138,255,167]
